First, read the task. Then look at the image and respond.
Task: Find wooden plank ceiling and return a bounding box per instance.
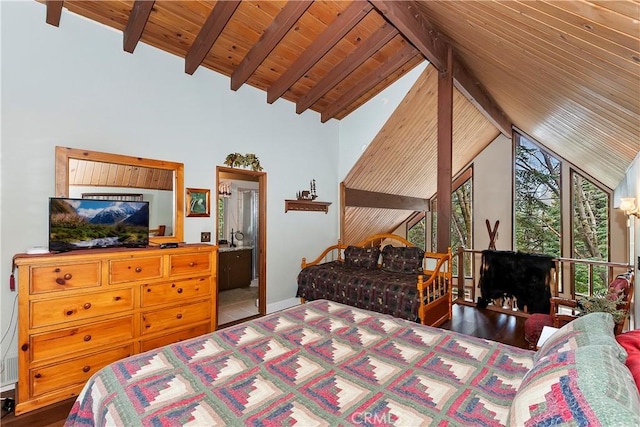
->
[68,159,174,191]
[42,1,639,240]
[343,66,500,244]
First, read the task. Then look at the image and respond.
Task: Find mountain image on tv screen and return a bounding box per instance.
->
[49,198,150,252]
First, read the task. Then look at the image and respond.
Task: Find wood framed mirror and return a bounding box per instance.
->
[216,166,266,327]
[54,146,184,244]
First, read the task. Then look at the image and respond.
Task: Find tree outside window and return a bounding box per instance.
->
[515,135,561,257]
[422,173,472,278]
[572,171,609,295]
[515,132,612,297]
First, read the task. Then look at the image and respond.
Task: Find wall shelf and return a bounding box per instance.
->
[285,199,331,213]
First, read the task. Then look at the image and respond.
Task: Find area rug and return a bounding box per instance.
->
[219,287,258,304]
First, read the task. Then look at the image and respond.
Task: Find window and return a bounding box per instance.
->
[407,213,426,250]
[572,171,610,295]
[514,134,561,256]
[515,130,614,297]
[422,168,472,277]
[218,198,226,241]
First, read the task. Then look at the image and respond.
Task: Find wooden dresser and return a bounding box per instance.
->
[13,244,217,415]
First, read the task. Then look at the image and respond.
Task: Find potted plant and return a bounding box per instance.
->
[577,293,627,323]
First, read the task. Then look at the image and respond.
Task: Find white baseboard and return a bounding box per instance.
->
[266,297,300,314]
[1,383,15,393]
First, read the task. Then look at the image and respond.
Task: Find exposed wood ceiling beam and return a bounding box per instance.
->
[345,188,429,211]
[123,1,155,54]
[436,46,453,252]
[297,22,398,114]
[185,1,241,75]
[46,0,63,27]
[370,0,512,137]
[231,0,313,91]
[267,1,373,104]
[452,60,512,138]
[321,41,416,122]
[369,0,447,70]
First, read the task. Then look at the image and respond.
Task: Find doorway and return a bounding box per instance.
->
[216,166,266,327]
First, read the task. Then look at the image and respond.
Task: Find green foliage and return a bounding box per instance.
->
[224,153,263,171]
[577,293,626,323]
[407,217,425,250]
[515,138,561,256]
[572,173,609,293]
[411,176,472,277]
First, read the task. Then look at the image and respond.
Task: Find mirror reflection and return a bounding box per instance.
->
[66,158,175,236]
[55,146,184,243]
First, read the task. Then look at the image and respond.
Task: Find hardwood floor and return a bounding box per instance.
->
[440,303,530,349]
[0,303,529,425]
[0,394,73,427]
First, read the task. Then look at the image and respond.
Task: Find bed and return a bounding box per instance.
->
[65,300,640,426]
[296,233,452,326]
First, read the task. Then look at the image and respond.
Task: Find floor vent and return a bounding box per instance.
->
[1,355,18,386]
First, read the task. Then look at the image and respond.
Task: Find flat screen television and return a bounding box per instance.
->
[49,197,150,252]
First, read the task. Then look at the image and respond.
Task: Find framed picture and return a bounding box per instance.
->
[186,188,210,217]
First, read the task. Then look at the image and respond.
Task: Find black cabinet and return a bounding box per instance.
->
[218,249,252,291]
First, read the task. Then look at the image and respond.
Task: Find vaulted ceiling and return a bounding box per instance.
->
[41,1,639,241]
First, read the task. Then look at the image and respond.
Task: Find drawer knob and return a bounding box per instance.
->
[135,267,142,273]
[84,335,91,342]
[34,373,42,379]
[56,278,66,285]
[66,309,75,316]
[64,273,72,280]
[189,262,196,267]
[177,288,183,294]
[54,268,61,273]
[82,366,91,373]
[176,313,183,319]
[83,303,92,310]
[21,344,29,351]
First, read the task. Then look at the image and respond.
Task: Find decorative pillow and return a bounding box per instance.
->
[535,312,627,363]
[508,346,640,426]
[380,245,424,274]
[344,245,380,270]
[616,330,640,392]
[607,275,631,300]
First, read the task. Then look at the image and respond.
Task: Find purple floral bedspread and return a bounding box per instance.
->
[65,300,533,426]
[297,261,443,322]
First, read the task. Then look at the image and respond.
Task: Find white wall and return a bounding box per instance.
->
[472,134,513,251]
[0,1,341,365]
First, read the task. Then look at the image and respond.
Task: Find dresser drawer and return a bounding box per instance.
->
[31,345,132,397]
[109,256,163,284]
[140,323,210,352]
[141,301,211,335]
[170,253,211,276]
[31,289,134,328]
[141,277,211,307]
[30,261,101,294]
[30,317,134,363]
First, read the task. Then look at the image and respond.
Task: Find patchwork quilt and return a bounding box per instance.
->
[65,300,534,426]
[297,262,446,322]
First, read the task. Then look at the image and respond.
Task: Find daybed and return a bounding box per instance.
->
[65,300,640,426]
[296,233,452,326]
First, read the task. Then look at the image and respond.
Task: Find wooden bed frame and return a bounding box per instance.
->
[300,233,453,326]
